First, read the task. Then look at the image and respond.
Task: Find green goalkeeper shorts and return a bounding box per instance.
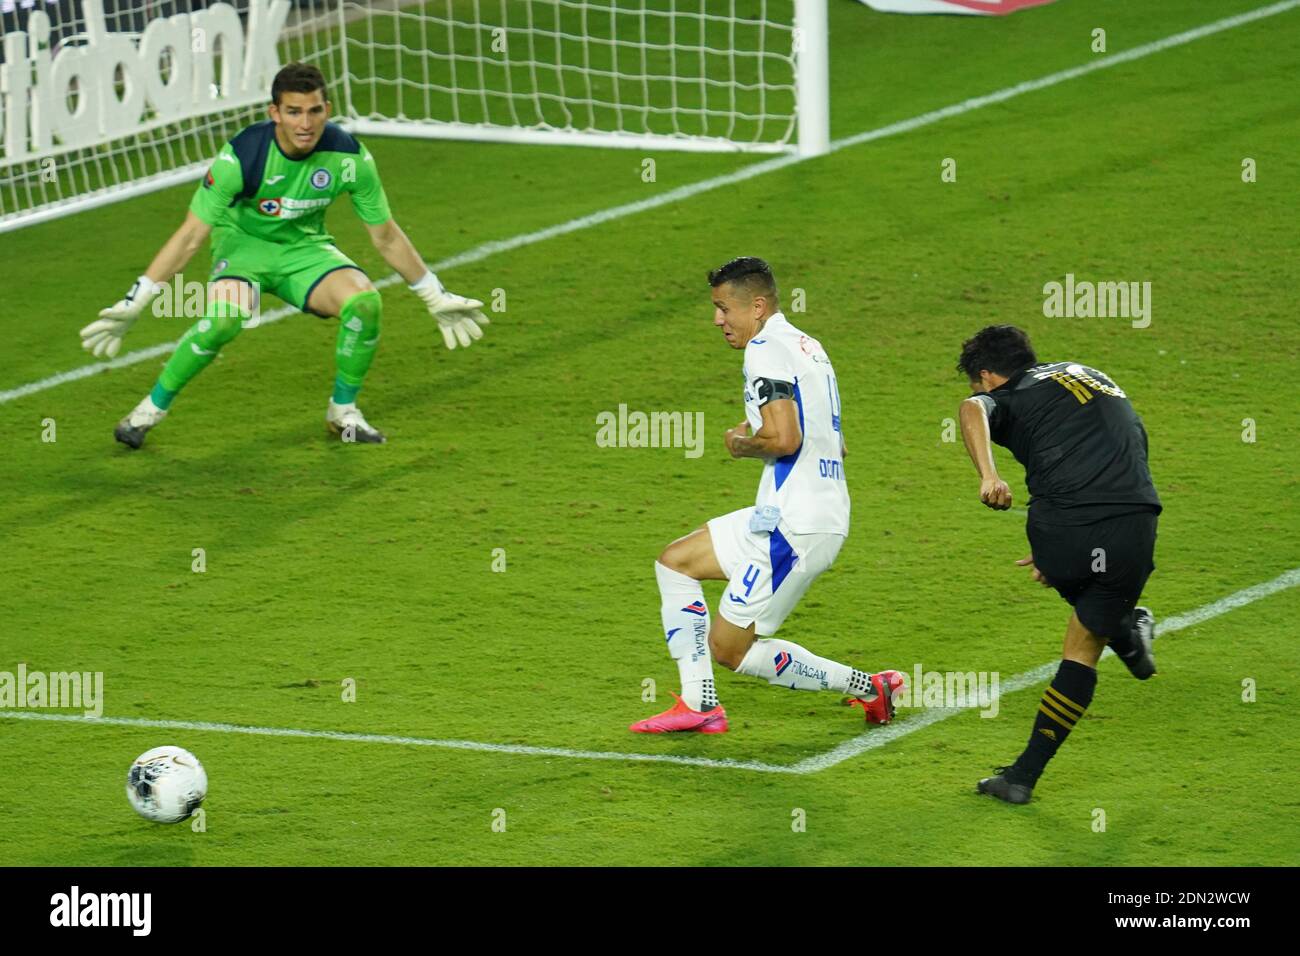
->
[209,229,367,317]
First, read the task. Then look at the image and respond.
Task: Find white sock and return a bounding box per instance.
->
[655,561,719,711]
[130,395,167,426]
[736,638,874,696]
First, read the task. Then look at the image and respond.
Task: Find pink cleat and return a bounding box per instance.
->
[630,693,729,734]
[846,670,906,725]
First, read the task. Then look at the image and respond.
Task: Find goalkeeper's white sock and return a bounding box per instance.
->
[655,561,719,711]
[736,638,875,696]
[127,395,168,427]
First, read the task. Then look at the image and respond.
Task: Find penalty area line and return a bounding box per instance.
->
[4,0,1297,406]
[3,566,1297,775]
[0,710,799,775]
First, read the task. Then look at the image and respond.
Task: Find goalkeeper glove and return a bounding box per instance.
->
[80,275,163,358]
[409,271,489,350]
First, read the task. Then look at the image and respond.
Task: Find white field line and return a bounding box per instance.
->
[0,711,789,774]
[3,0,1296,406]
[788,565,1300,774]
[3,567,1297,774]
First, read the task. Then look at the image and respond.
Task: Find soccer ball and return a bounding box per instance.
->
[125,746,207,824]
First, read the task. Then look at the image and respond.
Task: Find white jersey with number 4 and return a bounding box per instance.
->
[741,312,849,535]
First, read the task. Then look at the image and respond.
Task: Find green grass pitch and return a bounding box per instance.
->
[1,0,1297,866]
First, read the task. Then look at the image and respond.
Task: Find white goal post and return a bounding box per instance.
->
[0,0,829,233]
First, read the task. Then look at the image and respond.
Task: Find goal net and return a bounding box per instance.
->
[0,0,827,233]
[341,0,816,155]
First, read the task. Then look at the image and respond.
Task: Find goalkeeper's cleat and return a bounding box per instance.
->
[846,669,905,725]
[1115,606,1157,680]
[977,767,1034,805]
[114,396,167,449]
[326,400,386,444]
[629,693,728,734]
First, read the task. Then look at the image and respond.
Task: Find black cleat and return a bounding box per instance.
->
[1116,606,1156,680]
[977,767,1033,805]
[114,397,167,449]
[114,421,147,449]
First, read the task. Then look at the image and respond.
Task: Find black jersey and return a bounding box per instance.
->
[971,362,1162,525]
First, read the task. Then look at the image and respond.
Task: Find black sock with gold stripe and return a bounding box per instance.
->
[1008,660,1097,787]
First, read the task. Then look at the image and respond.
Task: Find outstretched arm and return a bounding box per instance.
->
[366,218,490,351]
[959,397,1012,510]
[143,212,211,285]
[79,212,211,358]
[364,218,430,284]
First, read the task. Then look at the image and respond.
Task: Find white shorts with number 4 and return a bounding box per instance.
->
[706,507,845,637]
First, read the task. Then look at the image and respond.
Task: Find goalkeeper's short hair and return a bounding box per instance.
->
[708,256,778,306]
[272,63,328,105]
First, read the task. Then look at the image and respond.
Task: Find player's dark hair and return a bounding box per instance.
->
[271,63,328,105]
[956,325,1038,380]
[708,256,779,306]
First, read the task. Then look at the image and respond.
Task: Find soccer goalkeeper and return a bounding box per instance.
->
[80,63,488,448]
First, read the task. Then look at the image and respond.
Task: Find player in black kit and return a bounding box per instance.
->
[956,325,1161,805]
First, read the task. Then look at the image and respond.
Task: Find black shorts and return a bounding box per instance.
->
[1026,510,1158,640]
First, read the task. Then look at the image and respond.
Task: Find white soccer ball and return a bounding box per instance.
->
[125,746,207,824]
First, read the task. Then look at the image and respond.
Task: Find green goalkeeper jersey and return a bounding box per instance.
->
[189,120,391,244]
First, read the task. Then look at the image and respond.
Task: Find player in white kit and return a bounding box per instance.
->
[631,258,904,734]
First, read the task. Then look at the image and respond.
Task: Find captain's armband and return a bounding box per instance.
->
[753,377,795,407]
